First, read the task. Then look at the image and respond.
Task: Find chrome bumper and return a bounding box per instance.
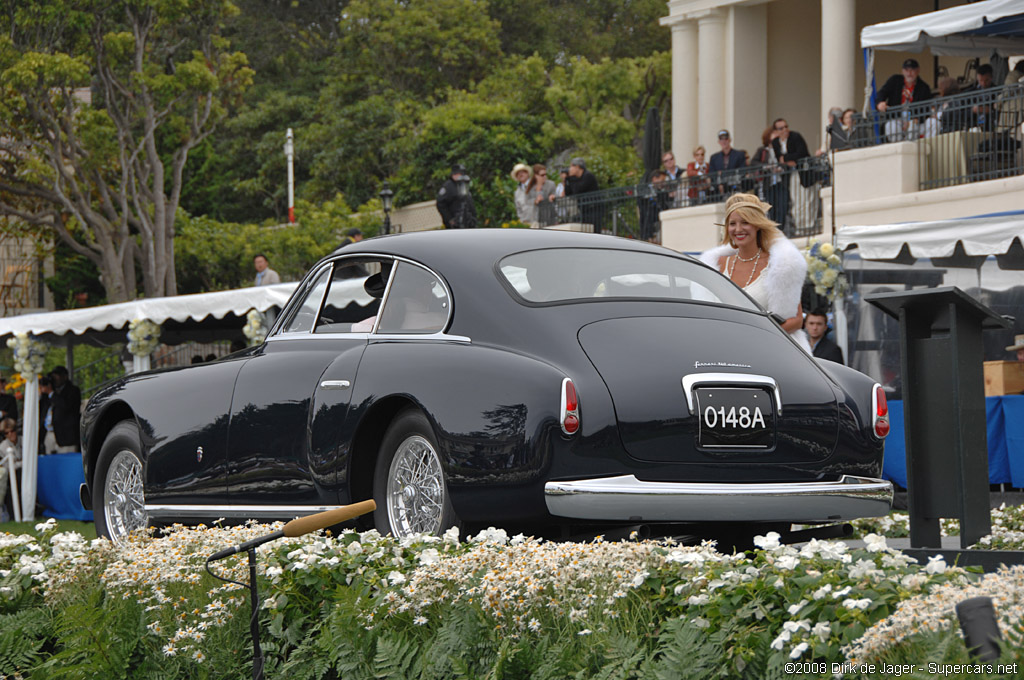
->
[544,474,893,522]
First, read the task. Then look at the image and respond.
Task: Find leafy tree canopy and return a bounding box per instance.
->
[182,0,671,228]
[0,0,252,302]
[7,0,672,303]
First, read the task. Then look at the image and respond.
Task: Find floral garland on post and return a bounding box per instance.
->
[804,240,848,303]
[6,333,46,378]
[126,318,161,357]
[242,310,268,346]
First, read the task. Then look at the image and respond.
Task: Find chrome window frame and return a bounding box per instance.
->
[266,253,463,343]
[274,263,335,336]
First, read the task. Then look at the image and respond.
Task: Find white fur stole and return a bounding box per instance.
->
[699,238,811,353]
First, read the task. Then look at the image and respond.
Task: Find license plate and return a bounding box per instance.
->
[694,387,774,449]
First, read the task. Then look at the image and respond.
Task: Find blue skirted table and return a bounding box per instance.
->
[36,452,93,521]
[883,395,1024,489]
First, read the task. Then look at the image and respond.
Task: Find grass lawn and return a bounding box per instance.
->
[0,518,96,539]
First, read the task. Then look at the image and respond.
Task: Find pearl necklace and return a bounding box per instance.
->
[727,248,763,288]
[735,247,762,262]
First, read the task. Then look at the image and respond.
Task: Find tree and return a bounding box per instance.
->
[485,0,670,63]
[542,53,671,185]
[334,0,502,101]
[0,0,252,302]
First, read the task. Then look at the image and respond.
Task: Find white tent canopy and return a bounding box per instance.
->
[860,0,1024,56]
[0,282,300,344]
[835,211,1024,260]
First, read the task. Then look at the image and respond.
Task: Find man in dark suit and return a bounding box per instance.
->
[565,157,603,231]
[436,164,477,229]
[770,119,811,231]
[770,118,810,171]
[708,129,747,196]
[0,376,17,423]
[48,366,81,452]
[804,309,844,364]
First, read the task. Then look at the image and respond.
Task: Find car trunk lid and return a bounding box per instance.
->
[578,315,839,465]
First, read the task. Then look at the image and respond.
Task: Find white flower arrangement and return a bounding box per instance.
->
[804,240,848,302]
[242,309,268,346]
[126,318,161,357]
[6,332,47,378]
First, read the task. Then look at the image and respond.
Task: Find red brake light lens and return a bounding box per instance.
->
[561,378,580,435]
[872,384,889,438]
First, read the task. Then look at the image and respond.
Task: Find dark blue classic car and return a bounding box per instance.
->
[81,229,892,543]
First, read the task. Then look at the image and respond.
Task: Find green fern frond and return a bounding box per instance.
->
[641,618,724,680]
[0,607,50,674]
[372,633,419,679]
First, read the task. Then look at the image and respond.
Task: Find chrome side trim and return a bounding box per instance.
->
[681,372,782,416]
[320,380,351,390]
[371,333,472,344]
[544,474,893,522]
[145,504,340,521]
[266,331,471,344]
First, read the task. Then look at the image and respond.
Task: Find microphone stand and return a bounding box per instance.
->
[206,500,377,680]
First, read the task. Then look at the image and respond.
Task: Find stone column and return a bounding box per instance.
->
[821,0,856,134]
[669,19,698,162]
[697,10,726,150]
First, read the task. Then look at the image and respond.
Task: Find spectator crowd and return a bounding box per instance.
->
[452,58,1024,241]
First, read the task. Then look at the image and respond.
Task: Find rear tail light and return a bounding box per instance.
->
[872,384,889,438]
[560,378,580,435]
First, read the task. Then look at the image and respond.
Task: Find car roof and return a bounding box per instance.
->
[330,229,693,273]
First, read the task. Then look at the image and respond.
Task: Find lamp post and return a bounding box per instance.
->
[284,128,295,223]
[379,182,394,235]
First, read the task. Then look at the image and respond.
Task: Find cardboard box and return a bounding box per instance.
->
[984,360,1024,397]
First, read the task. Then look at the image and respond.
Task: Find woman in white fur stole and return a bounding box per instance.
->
[699,193,811,352]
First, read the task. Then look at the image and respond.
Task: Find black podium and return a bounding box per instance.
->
[866,287,1011,549]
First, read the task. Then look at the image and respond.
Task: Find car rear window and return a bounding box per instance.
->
[498,248,759,309]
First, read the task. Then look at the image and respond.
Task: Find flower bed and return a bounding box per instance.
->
[2,518,1024,678]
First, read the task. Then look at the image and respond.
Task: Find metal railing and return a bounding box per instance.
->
[552,155,830,240]
[152,341,235,368]
[78,349,126,398]
[847,82,1024,190]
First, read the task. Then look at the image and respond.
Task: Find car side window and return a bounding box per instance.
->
[280,267,331,334]
[315,259,389,334]
[376,262,449,334]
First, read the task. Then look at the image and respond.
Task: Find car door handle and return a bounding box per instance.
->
[319,380,351,390]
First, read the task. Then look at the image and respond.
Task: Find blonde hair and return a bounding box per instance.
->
[720,193,784,250]
[0,417,14,435]
[693,145,706,156]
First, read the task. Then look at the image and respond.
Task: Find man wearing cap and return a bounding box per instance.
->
[877,59,932,113]
[436,163,477,229]
[1008,334,1024,363]
[708,130,747,196]
[877,59,932,141]
[564,157,602,230]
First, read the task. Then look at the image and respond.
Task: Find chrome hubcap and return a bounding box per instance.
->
[386,435,445,537]
[103,449,147,544]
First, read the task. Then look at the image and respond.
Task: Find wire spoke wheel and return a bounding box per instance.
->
[386,435,446,537]
[103,449,148,544]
